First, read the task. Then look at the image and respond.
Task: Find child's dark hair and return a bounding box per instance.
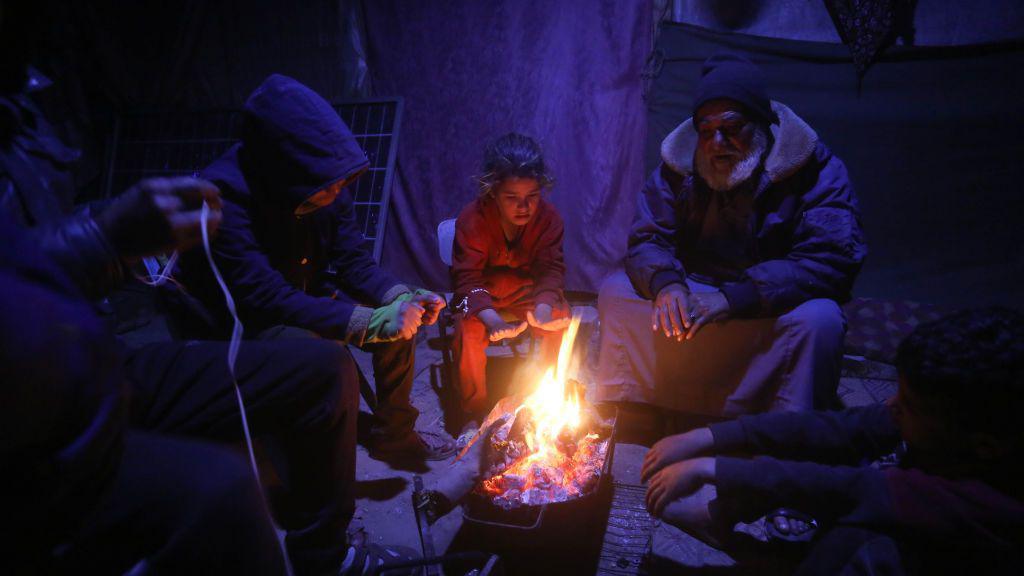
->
[477,132,553,197]
[896,306,1024,439]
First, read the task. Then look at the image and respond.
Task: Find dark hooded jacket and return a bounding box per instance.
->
[0,209,124,565]
[181,75,407,342]
[0,75,125,558]
[626,101,866,317]
[0,76,123,299]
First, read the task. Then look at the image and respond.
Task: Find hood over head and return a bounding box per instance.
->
[238,74,369,211]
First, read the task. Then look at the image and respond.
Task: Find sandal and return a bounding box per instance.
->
[765,507,818,544]
[340,543,421,575]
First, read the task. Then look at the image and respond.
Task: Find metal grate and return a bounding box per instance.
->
[104,99,402,261]
[596,482,659,576]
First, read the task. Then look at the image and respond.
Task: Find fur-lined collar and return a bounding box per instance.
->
[660,101,818,184]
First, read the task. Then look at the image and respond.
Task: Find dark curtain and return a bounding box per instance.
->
[647,23,1024,308]
[363,0,652,292]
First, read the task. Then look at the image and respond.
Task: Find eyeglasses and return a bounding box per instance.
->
[697,121,750,141]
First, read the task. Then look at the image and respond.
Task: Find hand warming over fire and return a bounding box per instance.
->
[645,457,716,517]
[526,303,571,332]
[641,427,714,483]
[480,308,528,342]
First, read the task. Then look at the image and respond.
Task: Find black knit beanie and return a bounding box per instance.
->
[692,53,776,125]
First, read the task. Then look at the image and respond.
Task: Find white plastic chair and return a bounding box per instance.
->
[437,218,456,267]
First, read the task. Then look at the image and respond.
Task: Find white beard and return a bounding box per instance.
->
[695,126,769,192]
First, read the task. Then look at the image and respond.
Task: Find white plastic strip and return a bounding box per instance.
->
[201,201,293,575]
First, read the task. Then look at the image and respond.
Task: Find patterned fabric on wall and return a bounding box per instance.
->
[824,0,916,75]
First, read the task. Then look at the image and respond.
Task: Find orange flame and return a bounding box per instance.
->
[516,314,582,458]
[481,314,607,503]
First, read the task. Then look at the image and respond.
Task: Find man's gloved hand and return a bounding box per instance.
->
[652,282,693,342]
[365,293,424,343]
[96,177,222,260]
[526,302,571,332]
[410,289,446,326]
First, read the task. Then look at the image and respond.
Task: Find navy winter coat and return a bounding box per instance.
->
[626,101,866,317]
[182,75,406,341]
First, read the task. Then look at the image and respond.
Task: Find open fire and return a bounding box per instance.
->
[462,315,613,509]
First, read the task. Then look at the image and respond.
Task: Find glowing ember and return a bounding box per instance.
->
[466,315,612,509]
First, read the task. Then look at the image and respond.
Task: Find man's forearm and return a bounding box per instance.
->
[36,216,124,299]
[708,405,900,465]
[714,456,892,527]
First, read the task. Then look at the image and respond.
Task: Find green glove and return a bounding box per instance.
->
[364,293,415,344]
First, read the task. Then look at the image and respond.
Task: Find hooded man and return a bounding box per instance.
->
[181,75,454,460]
[598,54,866,416]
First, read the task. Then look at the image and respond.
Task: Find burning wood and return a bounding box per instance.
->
[460,316,613,510]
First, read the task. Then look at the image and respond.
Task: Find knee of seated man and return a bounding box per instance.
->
[187,444,268,524]
[304,341,360,421]
[782,298,845,341]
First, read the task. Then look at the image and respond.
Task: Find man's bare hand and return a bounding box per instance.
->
[526,302,570,332]
[97,177,222,259]
[411,290,446,326]
[652,283,692,342]
[641,427,714,483]
[685,291,730,340]
[645,457,715,517]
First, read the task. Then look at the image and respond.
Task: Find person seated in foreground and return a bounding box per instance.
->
[0,201,289,574]
[598,53,866,416]
[450,132,570,427]
[641,307,1024,574]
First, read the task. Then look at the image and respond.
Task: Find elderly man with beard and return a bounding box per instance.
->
[597,54,866,417]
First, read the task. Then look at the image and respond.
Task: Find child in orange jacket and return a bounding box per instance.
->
[451,133,570,418]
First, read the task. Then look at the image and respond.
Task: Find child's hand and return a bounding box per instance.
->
[526,303,571,332]
[488,320,528,342]
[641,427,714,483]
[645,457,715,517]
